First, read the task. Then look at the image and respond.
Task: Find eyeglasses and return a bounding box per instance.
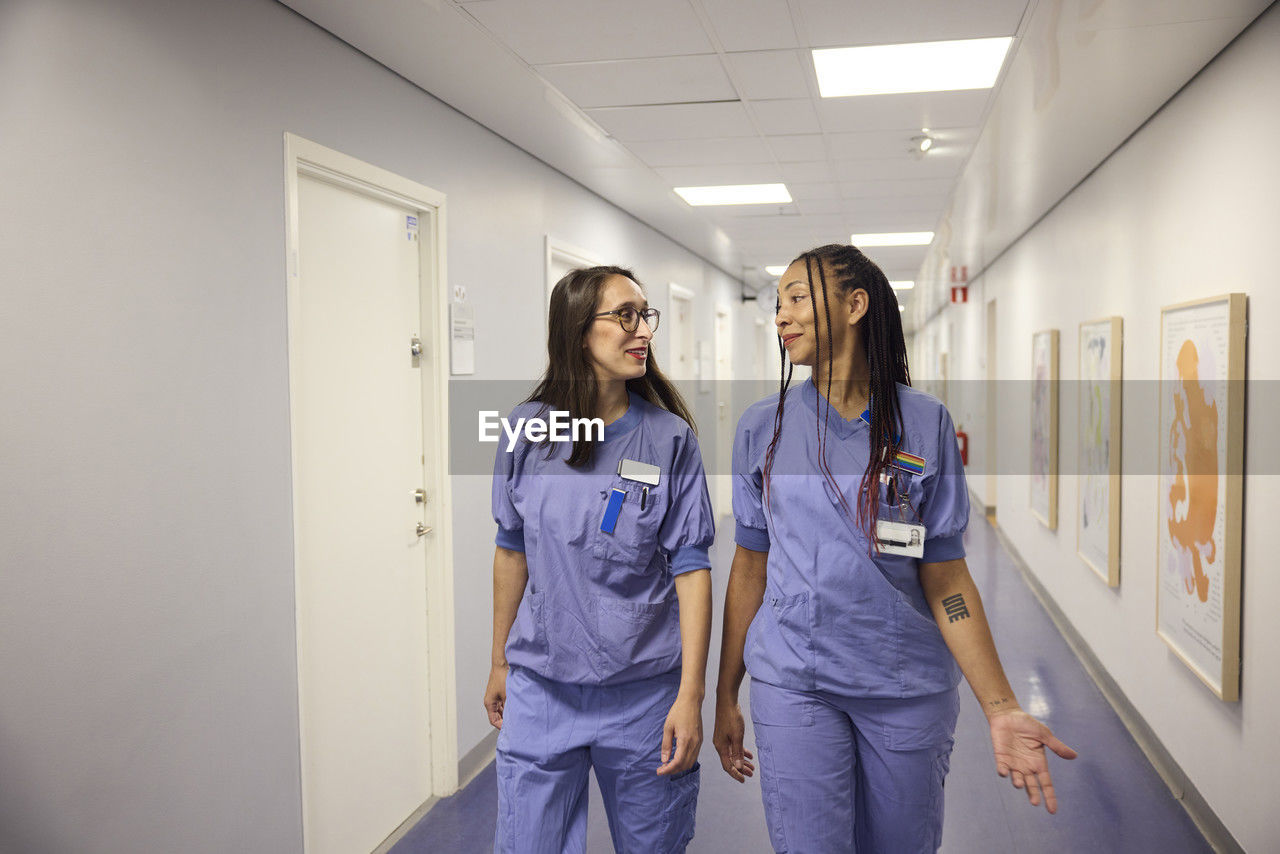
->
[592,307,660,334]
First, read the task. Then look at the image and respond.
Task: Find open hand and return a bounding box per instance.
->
[989,710,1078,813]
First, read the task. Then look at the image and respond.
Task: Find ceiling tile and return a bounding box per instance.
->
[766,134,828,161]
[724,50,811,100]
[655,162,784,186]
[834,155,963,182]
[779,161,834,183]
[587,102,755,141]
[749,98,822,134]
[842,194,952,214]
[840,177,954,199]
[697,202,801,218]
[627,136,773,166]
[461,0,713,63]
[788,181,842,200]
[700,0,800,51]
[825,127,979,162]
[794,0,1028,48]
[536,55,735,108]
[816,90,991,133]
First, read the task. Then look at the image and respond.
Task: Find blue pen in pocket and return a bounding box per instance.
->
[600,488,626,534]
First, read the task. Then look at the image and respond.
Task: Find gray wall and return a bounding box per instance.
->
[0,0,748,850]
[914,7,1280,850]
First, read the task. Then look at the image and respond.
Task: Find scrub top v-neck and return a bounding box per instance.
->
[492,392,715,686]
[732,379,969,698]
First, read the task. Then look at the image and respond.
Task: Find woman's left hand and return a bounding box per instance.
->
[657,692,703,776]
[988,709,1078,813]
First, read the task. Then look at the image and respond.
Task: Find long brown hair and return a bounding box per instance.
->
[762,245,911,545]
[525,265,695,467]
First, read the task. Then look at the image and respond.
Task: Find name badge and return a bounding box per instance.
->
[875,519,926,558]
[618,458,660,486]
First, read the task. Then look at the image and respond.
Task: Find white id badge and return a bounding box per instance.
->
[617,458,660,486]
[875,519,926,558]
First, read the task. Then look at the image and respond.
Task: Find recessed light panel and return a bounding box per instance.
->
[851,232,934,246]
[813,37,1012,98]
[674,184,792,206]
[765,265,789,276]
[889,280,915,290]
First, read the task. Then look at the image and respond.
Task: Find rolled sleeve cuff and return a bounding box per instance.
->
[734,523,770,553]
[922,532,965,563]
[494,525,525,553]
[669,545,711,576]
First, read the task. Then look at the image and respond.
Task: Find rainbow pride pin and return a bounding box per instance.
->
[893,450,925,475]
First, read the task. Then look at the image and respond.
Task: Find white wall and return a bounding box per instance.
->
[914,8,1280,850]
[0,0,747,851]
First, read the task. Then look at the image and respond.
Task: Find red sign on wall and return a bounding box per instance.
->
[949,265,968,283]
[950,286,969,303]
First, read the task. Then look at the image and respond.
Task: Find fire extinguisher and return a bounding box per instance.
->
[955,428,969,467]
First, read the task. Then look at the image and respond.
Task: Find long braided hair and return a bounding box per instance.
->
[762,244,911,546]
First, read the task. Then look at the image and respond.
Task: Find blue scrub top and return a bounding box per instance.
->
[732,379,968,699]
[493,391,715,685]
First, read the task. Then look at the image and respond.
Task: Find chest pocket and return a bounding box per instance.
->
[592,476,665,567]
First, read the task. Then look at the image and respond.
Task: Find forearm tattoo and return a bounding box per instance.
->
[941,593,971,623]
[987,697,1013,710]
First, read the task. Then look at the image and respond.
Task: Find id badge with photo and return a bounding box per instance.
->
[874,467,926,557]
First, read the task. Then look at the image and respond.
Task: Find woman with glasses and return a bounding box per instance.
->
[486,266,714,853]
[712,245,1076,852]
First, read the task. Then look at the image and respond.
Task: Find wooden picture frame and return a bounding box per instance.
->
[1078,317,1122,586]
[1156,294,1246,701]
[1030,329,1059,530]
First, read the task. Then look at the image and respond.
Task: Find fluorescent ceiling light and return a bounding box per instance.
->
[889,280,915,290]
[675,184,792,206]
[899,305,906,312]
[851,232,934,246]
[813,37,1013,98]
[765,265,788,276]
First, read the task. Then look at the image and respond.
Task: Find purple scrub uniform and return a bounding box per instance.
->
[733,379,969,853]
[492,392,714,854]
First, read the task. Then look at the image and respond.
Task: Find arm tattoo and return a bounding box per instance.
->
[987,697,1013,710]
[942,593,971,623]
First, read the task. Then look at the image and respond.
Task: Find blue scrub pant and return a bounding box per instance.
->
[495,666,700,854]
[750,680,960,854]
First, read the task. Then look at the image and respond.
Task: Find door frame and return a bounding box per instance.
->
[545,236,602,312]
[283,134,459,821]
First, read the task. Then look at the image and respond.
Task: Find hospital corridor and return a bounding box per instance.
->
[2,1,1277,853]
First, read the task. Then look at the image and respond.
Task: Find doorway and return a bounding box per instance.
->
[285,135,457,854]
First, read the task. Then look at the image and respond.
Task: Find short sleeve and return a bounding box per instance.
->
[919,403,969,562]
[732,411,770,552]
[658,428,715,575]
[491,423,525,553]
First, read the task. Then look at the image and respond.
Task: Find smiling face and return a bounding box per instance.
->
[582,273,653,383]
[774,259,868,368]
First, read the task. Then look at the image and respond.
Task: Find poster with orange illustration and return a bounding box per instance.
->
[1157,294,1246,702]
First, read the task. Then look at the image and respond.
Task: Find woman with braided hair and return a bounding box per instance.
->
[712,244,1076,852]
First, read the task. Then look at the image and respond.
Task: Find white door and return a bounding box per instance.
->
[668,283,695,388]
[713,306,734,517]
[294,174,434,854]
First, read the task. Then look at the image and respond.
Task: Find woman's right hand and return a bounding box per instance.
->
[712,695,755,783]
[484,663,509,729]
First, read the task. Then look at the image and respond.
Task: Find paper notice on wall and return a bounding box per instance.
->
[450,302,475,375]
[406,215,419,241]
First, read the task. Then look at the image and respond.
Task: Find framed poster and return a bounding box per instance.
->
[1157,294,1246,701]
[1078,317,1122,586]
[1030,329,1059,530]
